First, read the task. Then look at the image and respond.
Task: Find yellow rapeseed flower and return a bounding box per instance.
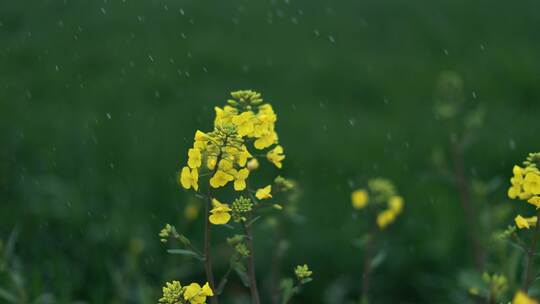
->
[515,215,538,229]
[528,196,540,209]
[209,199,232,225]
[351,189,369,209]
[388,195,404,214]
[513,290,538,304]
[234,168,249,191]
[377,209,396,229]
[523,173,540,196]
[183,282,214,304]
[179,167,199,191]
[188,148,202,168]
[209,171,234,188]
[254,132,277,150]
[267,145,285,168]
[232,111,255,136]
[256,185,272,199]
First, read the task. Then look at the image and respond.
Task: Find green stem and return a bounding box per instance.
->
[523,209,540,292]
[242,221,261,304]
[361,228,377,304]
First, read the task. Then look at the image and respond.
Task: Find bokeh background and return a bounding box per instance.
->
[1,0,540,303]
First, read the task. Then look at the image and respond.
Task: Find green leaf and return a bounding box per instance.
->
[167,249,205,261]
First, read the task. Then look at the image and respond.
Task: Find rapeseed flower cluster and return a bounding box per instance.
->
[508,153,540,229]
[351,178,404,229]
[159,281,214,304]
[177,90,285,226]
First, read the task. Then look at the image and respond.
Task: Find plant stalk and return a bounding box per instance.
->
[451,140,484,270]
[523,209,540,292]
[243,221,261,304]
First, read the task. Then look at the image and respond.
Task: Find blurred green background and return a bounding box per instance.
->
[1,0,540,303]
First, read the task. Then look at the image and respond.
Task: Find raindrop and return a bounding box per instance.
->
[348,118,356,126]
[148,54,154,62]
[313,29,320,36]
[179,8,185,15]
[443,49,449,55]
[328,35,335,43]
[110,163,115,169]
[472,91,477,99]
[106,113,112,120]
[480,44,485,51]
[55,65,60,71]
[100,7,107,14]
[509,139,516,150]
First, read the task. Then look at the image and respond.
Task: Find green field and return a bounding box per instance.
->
[1,0,540,303]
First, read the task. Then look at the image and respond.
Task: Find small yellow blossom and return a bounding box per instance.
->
[209,170,234,188]
[209,199,232,225]
[234,168,249,191]
[183,282,214,304]
[351,189,369,209]
[513,290,538,304]
[232,111,255,136]
[254,132,277,150]
[524,173,540,196]
[267,145,285,168]
[508,185,522,200]
[515,215,538,229]
[388,195,404,214]
[179,167,199,191]
[256,185,272,199]
[188,148,202,168]
[377,209,396,229]
[528,196,540,209]
[236,146,251,167]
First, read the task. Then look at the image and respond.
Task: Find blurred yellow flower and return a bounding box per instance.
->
[351,189,369,209]
[179,167,199,191]
[388,195,404,214]
[513,290,538,304]
[377,209,396,229]
[256,185,272,199]
[515,215,537,229]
